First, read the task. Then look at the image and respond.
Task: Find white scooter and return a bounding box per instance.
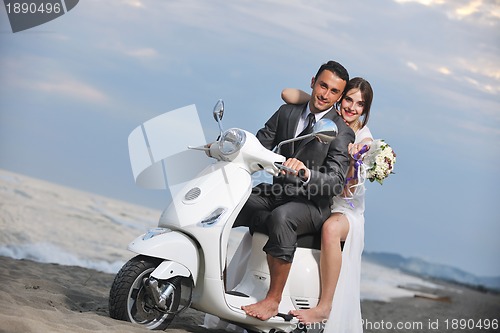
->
[109,100,338,332]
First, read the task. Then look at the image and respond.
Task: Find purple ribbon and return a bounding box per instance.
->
[344,144,369,208]
[347,144,369,182]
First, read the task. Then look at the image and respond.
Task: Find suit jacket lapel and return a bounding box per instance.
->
[288,104,306,139]
[284,104,306,157]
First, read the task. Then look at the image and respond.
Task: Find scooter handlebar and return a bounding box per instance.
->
[203,130,288,177]
[274,162,308,182]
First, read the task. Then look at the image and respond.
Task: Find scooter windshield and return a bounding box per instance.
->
[128,104,211,197]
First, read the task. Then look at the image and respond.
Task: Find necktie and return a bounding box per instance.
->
[298,113,315,137]
[294,113,315,151]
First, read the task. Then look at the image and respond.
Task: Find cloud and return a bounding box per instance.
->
[394,0,445,5]
[394,0,500,25]
[450,0,500,24]
[380,3,499,99]
[138,0,355,56]
[438,67,451,75]
[450,57,500,95]
[124,47,159,59]
[455,119,500,138]
[0,55,108,104]
[29,77,108,103]
[457,57,500,81]
[125,0,144,8]
[405,56,500,96]
[406,62,419,71]
[455,0,482,17]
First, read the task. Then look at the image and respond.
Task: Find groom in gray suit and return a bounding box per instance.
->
[235,60,355,320]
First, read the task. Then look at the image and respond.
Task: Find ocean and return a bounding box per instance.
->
[0,169,440,302]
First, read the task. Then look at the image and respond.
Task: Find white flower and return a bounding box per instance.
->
[363,139,396,185]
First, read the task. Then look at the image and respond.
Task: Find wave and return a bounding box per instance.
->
[0,242,125,274]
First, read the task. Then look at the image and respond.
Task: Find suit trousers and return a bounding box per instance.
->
[234,185,325,262]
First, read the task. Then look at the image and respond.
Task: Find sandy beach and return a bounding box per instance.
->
[1,255,499,333]
[0,255,215,333]
[1,169,499,333]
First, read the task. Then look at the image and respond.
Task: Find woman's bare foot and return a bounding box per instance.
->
[289,306,330,324]
[241,298,280,321]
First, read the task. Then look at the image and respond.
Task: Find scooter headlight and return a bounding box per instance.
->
[218,128,246,155]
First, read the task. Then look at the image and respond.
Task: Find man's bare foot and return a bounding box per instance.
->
[289,307,330,324]
[241,298,280,321]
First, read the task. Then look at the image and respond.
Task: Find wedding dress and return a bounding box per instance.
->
[324,125,372,333]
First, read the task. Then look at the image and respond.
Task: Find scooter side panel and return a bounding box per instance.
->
[286,248,321,308]
[159,162,252,281]
[159,162,251,230]
[230,233,321,313]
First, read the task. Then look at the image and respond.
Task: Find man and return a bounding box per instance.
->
[234,60,355,320]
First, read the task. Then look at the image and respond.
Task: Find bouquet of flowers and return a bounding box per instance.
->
[363,139,396,184]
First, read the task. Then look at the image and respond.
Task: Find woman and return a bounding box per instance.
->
[282,77,374,332]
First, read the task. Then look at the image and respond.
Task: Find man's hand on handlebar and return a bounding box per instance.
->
[282,158,310,181]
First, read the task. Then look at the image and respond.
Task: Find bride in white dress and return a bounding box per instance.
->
[282,77,374,333]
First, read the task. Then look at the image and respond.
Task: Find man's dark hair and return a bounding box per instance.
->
[314,60,349,84]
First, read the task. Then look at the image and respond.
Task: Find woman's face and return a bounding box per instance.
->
[339,88,365,125]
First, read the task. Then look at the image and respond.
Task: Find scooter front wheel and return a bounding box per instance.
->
[109,255,182,330]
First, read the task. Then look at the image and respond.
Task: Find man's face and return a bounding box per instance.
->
[309,70,346,113]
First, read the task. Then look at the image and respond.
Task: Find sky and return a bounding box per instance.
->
[1,0,499,276]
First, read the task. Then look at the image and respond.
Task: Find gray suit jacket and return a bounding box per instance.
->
[256,103,355,218]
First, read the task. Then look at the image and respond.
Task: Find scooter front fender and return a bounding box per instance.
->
[128,229,199,284]
[151,260,191,281]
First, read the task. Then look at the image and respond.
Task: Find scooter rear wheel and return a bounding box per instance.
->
[109,255,181,330]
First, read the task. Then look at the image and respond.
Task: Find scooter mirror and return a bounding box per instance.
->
[213,99,225,134]
[213,99,224,122]
[312,118,338,144]
[274,118,338,154]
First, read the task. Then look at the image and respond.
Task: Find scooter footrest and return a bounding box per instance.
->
[276,312,294,322]
[225,290,249,297]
